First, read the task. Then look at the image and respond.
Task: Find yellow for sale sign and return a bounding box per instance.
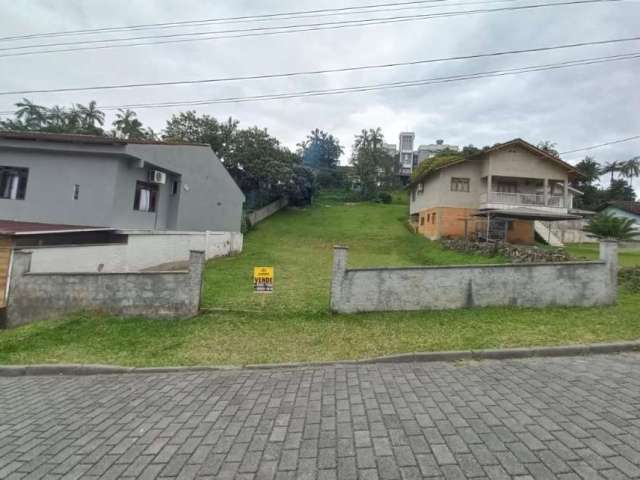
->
[253,266,274,293]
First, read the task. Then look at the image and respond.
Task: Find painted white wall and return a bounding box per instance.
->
[26,230,243,273]
[602,207,640,232]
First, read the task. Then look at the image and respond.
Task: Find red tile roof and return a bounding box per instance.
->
[0,220,113,235]
[606,201,640,216]
[0,130,209,147]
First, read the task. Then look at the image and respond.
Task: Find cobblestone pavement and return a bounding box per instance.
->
[2,354,640,479]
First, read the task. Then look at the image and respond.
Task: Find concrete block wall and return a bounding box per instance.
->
[330,241,618,313]
[246,197,288,226]
[3,250,205,328]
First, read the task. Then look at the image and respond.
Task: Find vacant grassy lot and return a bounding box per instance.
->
[1,195,639,367]
[567,242,640,267]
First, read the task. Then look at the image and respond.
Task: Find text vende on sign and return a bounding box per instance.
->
[253,266,274,293]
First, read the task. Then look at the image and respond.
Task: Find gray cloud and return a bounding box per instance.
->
[0,0,638,170]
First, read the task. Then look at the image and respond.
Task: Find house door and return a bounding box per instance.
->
[0,236,11,307]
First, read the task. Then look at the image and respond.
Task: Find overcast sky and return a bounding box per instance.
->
[0,0,638,174]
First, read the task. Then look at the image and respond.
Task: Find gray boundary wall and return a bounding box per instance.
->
[3,250,205,328]
[246,197,288,226]
[330,241,618,313]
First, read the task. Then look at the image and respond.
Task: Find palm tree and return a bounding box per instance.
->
[584,212,639,240]
[620,156,640,189]
[112,109,144,139]
[46,105,67,131]
[14,98,47,129]
[78,101,105,129]
[602,160,621,184]
[574,156,601,186]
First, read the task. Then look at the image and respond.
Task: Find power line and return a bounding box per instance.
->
[0,0,474,41]
[0,0,520,42]
[560,135,640,154]
[0,51,629,115]
[1,35,636,97]
[0,0,619,58]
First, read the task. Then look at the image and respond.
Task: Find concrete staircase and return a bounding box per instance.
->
[534,221,564,247]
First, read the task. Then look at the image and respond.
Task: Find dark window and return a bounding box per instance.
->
[432,212,436,224]
[0,166,28,200]
[420,216,425,226]
[451,177,470,192]
[133,181,158,212]
[427,213,431,222]
[73,184,80,200]
[172,180,179,196]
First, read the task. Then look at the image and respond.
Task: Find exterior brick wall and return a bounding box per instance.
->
[507,220,535,244]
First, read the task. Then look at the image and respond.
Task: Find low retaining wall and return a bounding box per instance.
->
[27,230,242,273]
[3,250,205,328]
[330,241,618,313]
[246,197,288,226]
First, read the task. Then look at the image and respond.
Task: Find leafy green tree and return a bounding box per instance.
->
[607,178,636,202]
[584,212,639,240]
[298,129,343,170]
[602,160,621,183]
[112,109,146,139]
[78,101,105,133]
[537,140,559,157]
[572,156,603,210]
[14,98,47,129]
[163,111,238,159]
[574,156,601,185]
[621,156,640,189]
[351,128,396,198]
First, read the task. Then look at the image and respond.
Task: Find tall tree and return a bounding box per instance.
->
[607,178,636,202]
[574,156,601,185]
[537,140,560,157]
[298,128,343,170]
[351,128,395,198]
[163,111,238,159]
[572,156,603,211]
[78,101,105,131]
[620,156,640,189]
[14,98,47,128]
[602,160,621,183]
[112,109,146,139]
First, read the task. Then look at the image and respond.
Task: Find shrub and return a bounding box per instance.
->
[376,192,393,204]
[619,267,640,293]
[583,212,640,240]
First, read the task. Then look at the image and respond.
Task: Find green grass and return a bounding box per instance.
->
[566,243,640,267]
[1,194,639,367]
[203,196,505,314]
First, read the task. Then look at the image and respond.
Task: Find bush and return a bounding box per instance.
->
[376,192,393,204]
[584,212,640,241]
[316,169,348,189]
[619,267,640,293]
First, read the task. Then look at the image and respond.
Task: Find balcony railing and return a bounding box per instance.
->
[480,192,565,208]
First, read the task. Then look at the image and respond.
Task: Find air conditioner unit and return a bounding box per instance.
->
[150,170,166,184]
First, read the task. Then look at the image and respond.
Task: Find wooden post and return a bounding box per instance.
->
[486,212,491,242]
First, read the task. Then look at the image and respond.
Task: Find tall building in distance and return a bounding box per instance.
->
[398,132,415,177]
[386,133,459,181]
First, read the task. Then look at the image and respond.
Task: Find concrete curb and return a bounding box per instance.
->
[1,341,639,376]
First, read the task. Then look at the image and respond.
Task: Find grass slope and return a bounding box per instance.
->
[1,195,638,367]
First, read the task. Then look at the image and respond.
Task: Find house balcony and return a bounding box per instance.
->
[479,175,571,214]
[480,191,567,209]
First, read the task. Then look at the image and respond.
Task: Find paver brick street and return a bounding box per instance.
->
[2,354,640,479]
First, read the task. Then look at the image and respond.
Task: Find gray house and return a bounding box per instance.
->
[0,131,244,232]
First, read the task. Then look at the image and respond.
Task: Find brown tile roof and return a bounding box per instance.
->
[0,130,209,147]
[606,201,640,216]
[0,220,114,235]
